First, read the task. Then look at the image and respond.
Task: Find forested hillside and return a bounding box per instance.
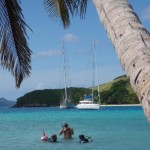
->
[13,75,139,107]
[100,75,139,104]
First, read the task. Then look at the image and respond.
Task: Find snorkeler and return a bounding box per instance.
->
[41,130,57,142]
[59,123,74,139]
[79,135,93,143]
[48,134,57,142]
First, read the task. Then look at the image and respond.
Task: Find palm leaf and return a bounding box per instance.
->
[0,0,32,88]
[43,0,88,28]
[75,0,88,19]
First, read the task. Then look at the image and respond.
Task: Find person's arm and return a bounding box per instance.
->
[59,129,64,135]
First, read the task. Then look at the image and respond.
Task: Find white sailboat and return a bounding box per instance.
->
[60,43,74,109]
[76,41,100,110]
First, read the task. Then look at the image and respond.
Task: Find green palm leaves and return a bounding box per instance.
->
[43,0,88,28]
[0,0,32,88]
[0,0,88,88]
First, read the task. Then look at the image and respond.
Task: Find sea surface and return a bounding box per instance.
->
[0,106,150,150]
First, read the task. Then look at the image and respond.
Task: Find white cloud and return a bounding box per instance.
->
[34,50,62,57]
[141,6,150,20]
[62,33,79,42]
[36,82,48,90]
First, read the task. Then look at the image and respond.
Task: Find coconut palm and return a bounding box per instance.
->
[93,0,150,122]
[44,0,150,121]
[0,0,32,88]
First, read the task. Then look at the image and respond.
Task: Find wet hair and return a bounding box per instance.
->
[51,134,57,142]
[79,135,89,143]
[64,123,68,128]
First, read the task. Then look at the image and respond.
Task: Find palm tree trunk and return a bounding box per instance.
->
[93,0,150,121]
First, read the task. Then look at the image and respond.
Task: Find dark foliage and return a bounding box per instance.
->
[13,87,91,107]
[100,79,139,104]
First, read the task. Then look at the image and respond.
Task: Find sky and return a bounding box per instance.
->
[0,0,150,101]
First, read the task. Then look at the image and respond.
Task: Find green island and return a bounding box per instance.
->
[13,75,139,107]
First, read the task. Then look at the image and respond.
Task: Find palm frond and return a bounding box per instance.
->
[75,0,88,19]
[43,0,88,28]
[0,0,32,88]
[44,0,75,28]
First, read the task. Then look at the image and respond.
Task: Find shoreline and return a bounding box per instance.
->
[100,104,141,107]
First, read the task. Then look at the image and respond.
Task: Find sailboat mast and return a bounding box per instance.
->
[93,40,100,104]
[62,42,68,101]
[92,41,95,103]
[95,45,100,105]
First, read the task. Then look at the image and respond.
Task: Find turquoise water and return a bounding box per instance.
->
[0,106,150,150]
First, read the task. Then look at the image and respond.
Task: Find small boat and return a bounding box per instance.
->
[60,42,74,109]
[76,95,99,109]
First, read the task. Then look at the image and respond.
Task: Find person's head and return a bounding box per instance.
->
[79,135,85,140]
[79,135,89,143]
[51,134,57,142]
[63,123,68,128]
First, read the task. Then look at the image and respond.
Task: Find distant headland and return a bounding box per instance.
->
[0,97,16,107]
[12,75,139,108]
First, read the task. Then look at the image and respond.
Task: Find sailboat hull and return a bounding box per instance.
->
[76,103,99,110]
[60,101,74,109]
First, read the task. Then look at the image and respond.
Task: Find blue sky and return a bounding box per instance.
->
[0,0,150,100]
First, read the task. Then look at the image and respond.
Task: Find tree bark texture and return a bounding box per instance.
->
[93,0,150,121]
